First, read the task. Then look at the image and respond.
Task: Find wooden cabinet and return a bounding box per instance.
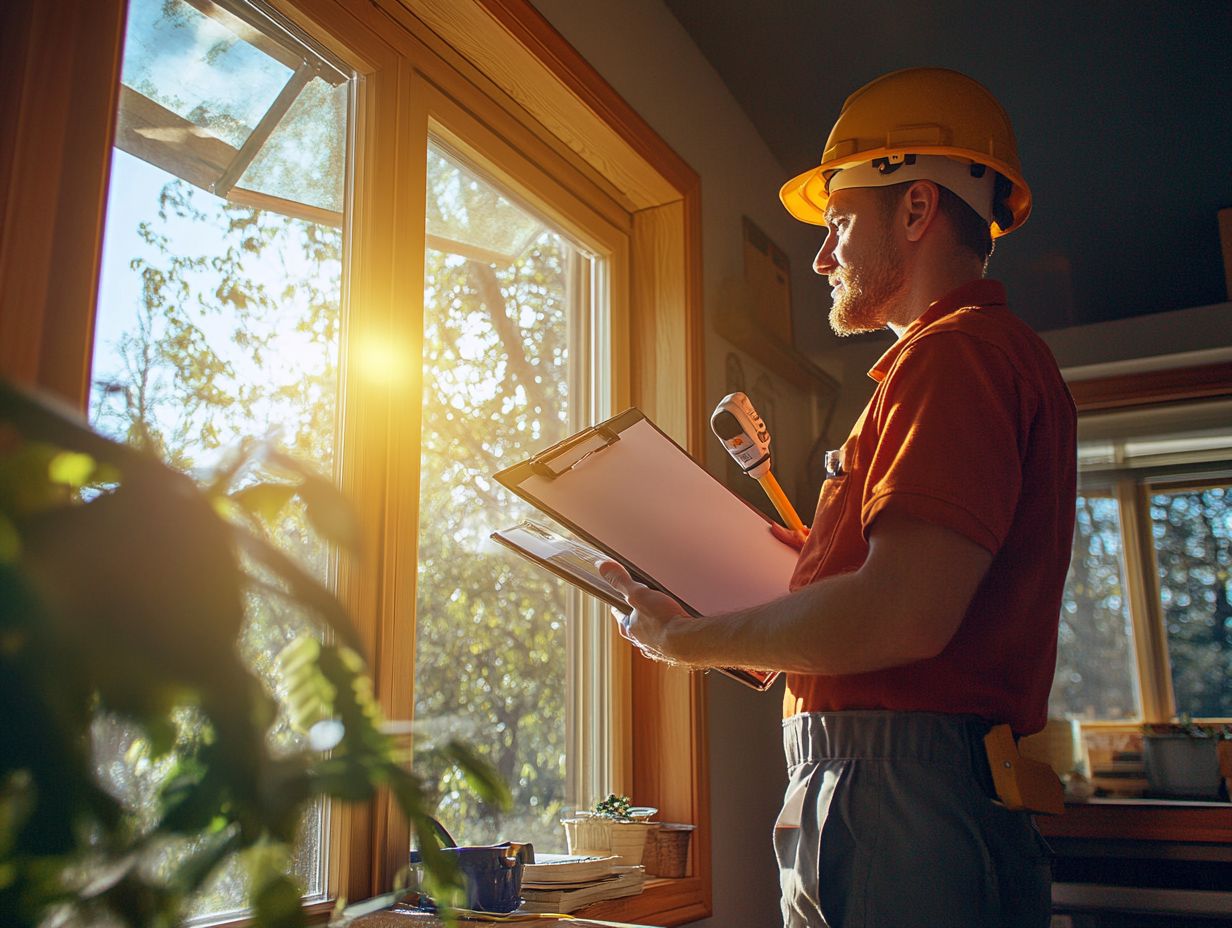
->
[1037,800,1232,927]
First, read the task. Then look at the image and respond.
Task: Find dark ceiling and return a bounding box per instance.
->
[664,0,1232,331]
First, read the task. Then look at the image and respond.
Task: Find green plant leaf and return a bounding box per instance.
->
[252,871,305,928]
[232,482,297,524]
[296,475,361,553]
[166,827,242,897]
[0,513,19,563]
[0,443,73,517]
[47,452,96,488]
[275,637,337,733]
[233,527,362,652]
[439,741,511,811]
[0,772,34,859]
[0,380,161,482]
[263,448,361,553]
[160,758,226,834]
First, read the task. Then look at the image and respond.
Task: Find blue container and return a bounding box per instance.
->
[411,817,534,913]
[445,842,533,913]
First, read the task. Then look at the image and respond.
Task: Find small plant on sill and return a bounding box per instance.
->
[1142,714,1232,740]
[593,793,634,821]
[590,793,656,822]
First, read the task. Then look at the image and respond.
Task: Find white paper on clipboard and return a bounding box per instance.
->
[493,409,798,623]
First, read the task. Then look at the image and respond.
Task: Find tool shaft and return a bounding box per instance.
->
[757,471,807,540]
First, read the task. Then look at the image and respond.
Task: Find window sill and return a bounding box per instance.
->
[1037,797,1232,843]
[574,876,710,926]
[343,879,709,928]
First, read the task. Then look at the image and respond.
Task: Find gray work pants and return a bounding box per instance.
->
[774,711,1052,928]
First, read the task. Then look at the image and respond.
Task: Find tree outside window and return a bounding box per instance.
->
[1051,410,1232,725]
[90,0,351,916]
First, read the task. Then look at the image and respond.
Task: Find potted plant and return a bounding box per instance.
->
[561,794,657,865]
[0,381,507,927]
[1141,716,1228,800]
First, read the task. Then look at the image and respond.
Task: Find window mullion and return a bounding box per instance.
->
[1115,478,1175,722]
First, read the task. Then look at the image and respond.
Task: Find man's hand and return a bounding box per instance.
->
[596,560,692,664]
[770,522,808,552]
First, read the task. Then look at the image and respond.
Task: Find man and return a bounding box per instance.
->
[599,68,1076,927]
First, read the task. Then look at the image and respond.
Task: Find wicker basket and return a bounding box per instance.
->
[643,823,694,878]
[561,815,654,866]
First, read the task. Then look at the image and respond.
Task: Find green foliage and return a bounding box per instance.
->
[1052,495,1138,719]
[591,794,633,821]
[0,381,506,928]
[1055,486,1232,722]
[70,129,581,917]
[1150,487,1232,718]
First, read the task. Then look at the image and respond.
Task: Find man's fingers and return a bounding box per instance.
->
[597,559,642,597]
[769,522,807,551]
[610,606,634,641]
[626,587,664,614]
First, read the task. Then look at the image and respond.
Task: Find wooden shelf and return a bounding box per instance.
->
[714,308,839,394]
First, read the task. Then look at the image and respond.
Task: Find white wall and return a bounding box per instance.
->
[1041,301,1232,378]
[525,0,831,923]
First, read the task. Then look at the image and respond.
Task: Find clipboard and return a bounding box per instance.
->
[490,520,654,615]
[492,408,797,691]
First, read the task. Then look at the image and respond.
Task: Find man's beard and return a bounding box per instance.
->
[828,227,906,336]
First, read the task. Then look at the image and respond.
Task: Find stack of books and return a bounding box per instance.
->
[1089,746,1147,797]
[519,853,645,914]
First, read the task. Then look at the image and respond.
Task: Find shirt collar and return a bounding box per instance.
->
[868,279,1007,383]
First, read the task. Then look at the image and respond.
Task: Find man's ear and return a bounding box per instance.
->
[902,180,940,243]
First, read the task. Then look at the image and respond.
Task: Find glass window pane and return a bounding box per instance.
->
[414,142,585,853]
[89,1,351,916]
[237,74,348,213]
[121,0,292,150]
[1150,484,1232,718]
[1051,495,1141,721]
[424,147,545,261]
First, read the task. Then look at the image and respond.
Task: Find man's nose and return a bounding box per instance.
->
[813,233,836,276]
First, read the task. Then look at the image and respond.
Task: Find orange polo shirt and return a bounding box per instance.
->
[785,279,1076,736]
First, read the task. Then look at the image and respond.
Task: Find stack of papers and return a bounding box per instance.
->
[519,854,645,914]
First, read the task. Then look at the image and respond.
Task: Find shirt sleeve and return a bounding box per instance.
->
[860,332,1026,554]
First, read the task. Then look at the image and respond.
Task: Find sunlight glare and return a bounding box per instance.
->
[354,334,412,386]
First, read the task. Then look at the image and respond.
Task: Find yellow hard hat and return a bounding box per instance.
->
[780,68,1031,237]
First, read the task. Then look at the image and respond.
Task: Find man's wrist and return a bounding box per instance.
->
[662,613,717,668]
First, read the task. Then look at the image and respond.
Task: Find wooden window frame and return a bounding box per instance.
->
[1,0,710,924]
[1067,363,1232,728]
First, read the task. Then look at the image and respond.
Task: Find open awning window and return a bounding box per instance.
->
[115,0,350,225]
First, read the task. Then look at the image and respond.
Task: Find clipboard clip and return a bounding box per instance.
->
[529,425,621,479]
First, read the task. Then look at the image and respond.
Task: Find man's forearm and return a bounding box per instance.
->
[665,568,934,676]
[603,514,989,677]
